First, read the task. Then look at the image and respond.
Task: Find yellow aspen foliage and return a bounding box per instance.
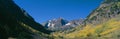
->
[100,27,119,36]
[54,17,120,39]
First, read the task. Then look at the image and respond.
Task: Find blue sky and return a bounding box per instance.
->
[13,0,103,23]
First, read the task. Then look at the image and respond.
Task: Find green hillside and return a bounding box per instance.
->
[0,0,51,39]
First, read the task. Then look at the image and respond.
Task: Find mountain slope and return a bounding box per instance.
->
[85,0,120,25]
[0,0,51,39]
[51,0,120,39]
[63,15,120,39]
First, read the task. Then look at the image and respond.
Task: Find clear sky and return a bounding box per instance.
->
[13,0,103,23]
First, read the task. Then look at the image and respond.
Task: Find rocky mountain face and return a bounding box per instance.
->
[43,18,84,31]
[0,0,51,39]
[44,18,68,28]
[85,0,120,25]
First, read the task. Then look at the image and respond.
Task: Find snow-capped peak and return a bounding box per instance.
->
[65,23,71,25]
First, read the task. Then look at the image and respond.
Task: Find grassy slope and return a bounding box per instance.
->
[51,15,120,39]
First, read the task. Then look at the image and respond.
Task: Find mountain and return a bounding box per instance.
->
[51,0,120,39]
[43,17,84,31]
[44,17,68,28]
[84,0,120,25]
[0,0,51,39]
[43,17,68,31]
[1,0,120,39]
